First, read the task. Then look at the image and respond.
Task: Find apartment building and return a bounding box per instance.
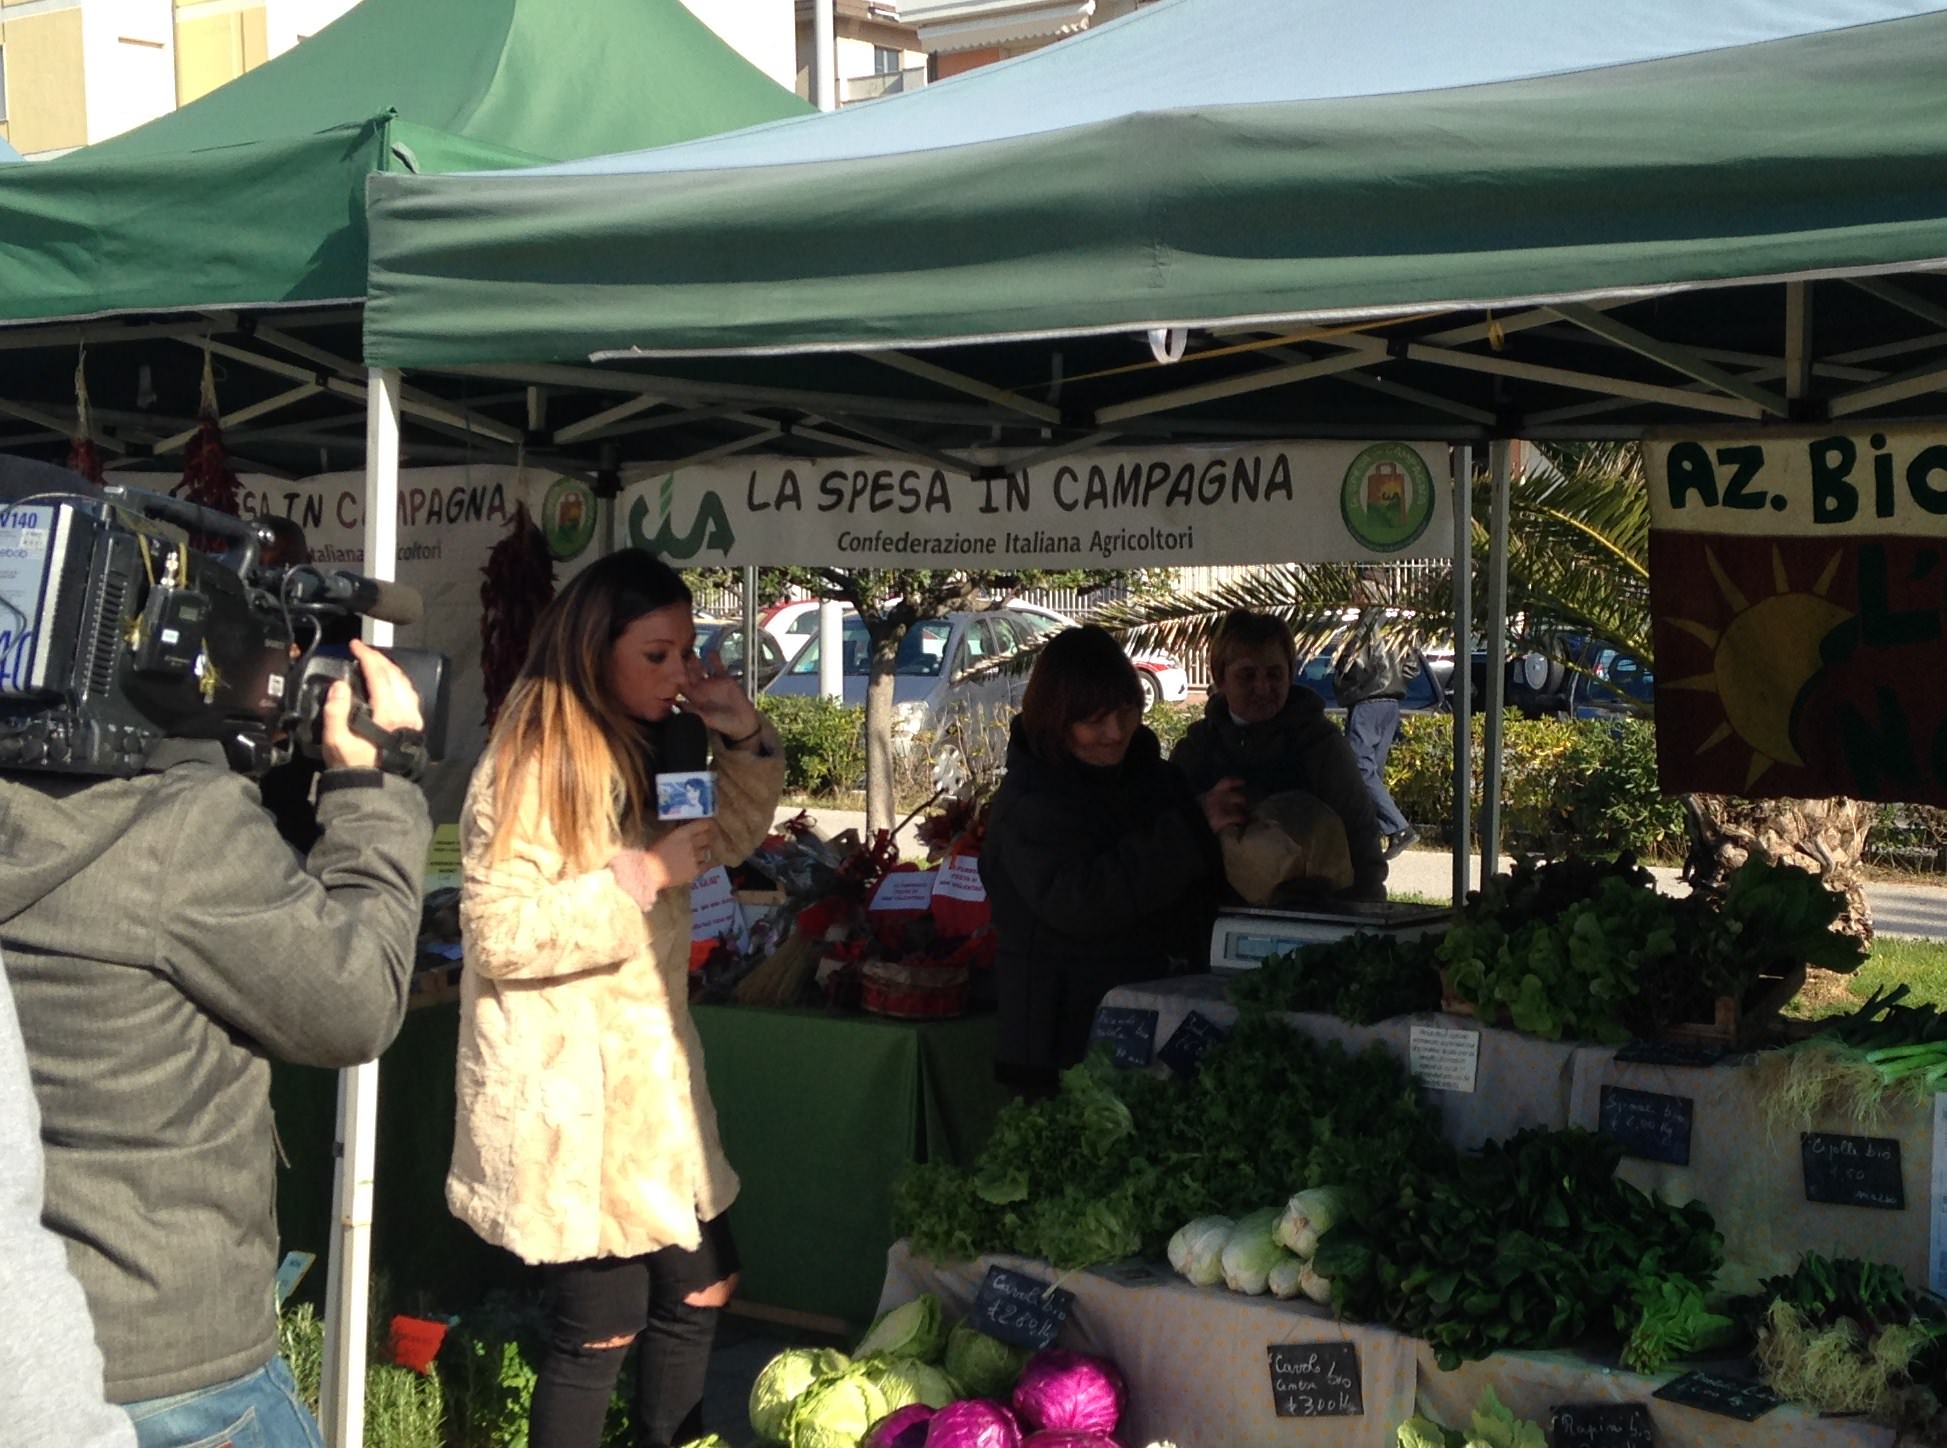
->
[900,0,1152,78]
[0,0,795,158]
[794,0,927,107]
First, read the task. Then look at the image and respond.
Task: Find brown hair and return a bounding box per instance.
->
[486,549,691,869]
[1017,625,1144,762]
[1208,610,1297,688]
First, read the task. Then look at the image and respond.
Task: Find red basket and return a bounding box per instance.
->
[860,959,969,1019]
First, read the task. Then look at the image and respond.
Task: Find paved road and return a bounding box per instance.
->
[774,805,1947,941]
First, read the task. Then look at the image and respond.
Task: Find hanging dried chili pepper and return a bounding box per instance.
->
[173,348,242,547]
[65,348,105,485]
[480,499,556,728]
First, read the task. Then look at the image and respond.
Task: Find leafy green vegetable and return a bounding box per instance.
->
[853,1295,944,1362]
[749,1348,852,1443]
[1395,1387,1545,1448]
[895,1017,1449,1271]
[1623,1274,1735,1374]
[941,1322,1029,1399]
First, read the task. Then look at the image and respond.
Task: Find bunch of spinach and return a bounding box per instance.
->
[894,1015,1449,1270]
[1230,931,1443,1024]
[1315,1127,1723,1372]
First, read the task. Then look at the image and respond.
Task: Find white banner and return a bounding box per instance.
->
[616,440,1451,568]
[1647,430,1947,537]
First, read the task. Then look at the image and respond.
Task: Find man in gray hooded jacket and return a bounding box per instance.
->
[0,640,429,1445]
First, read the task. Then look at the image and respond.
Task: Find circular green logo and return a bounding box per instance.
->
[1340,443,1436,553]
[541,476,597,560]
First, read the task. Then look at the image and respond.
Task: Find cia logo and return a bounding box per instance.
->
[1341,444,1435,553]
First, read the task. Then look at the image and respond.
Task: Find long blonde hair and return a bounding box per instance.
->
[486,549,691,870]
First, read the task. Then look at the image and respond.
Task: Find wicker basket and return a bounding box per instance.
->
[860,959,969,1019]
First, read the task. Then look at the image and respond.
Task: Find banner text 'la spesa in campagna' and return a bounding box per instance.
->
[742,451,1301,519]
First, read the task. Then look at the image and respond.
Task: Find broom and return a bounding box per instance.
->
[733,927,821,1007]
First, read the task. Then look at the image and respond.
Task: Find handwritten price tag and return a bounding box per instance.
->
[1550,1402,1654,1447]
[1088,1006,1158,1069]
[1157,1010,1228,1076]
[969,1266,1074,1350]
[1267,1342,1362,1418]
[1599,1085,1693,1167]
[1654,1371,1780,1421]
[1802,1132,1904,1209]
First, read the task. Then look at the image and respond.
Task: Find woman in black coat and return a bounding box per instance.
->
[979,627,1245,1091]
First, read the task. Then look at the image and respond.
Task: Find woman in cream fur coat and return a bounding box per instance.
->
[452,550,784,1448]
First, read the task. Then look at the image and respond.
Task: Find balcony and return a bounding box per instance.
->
[839,64,929,104]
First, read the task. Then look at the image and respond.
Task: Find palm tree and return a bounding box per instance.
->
[1089,442,1875,941]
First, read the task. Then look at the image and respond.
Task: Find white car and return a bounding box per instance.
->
[1004,601,1190,712]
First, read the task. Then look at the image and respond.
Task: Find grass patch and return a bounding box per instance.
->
[1787,935,1947,1021]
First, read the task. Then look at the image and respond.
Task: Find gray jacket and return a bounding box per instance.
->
[0,744,430,1403]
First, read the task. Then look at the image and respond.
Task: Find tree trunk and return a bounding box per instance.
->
[1681,793,1875,946]
[864,635,900,836]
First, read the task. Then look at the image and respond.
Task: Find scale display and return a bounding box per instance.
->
[1209,903,1452,972]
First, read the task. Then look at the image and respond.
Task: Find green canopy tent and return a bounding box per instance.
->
[0,0,806,481]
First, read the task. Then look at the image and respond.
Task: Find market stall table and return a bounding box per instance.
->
[268,992,1009,1327]
[879,1241,1894,1448]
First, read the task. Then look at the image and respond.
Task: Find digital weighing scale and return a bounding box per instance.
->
[1209,901,1454,972]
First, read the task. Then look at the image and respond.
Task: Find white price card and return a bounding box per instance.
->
[1410,1025,1480,1094]
[689,866,748,950]
[1931,1093,1947,1295]
[869,871,938,912]
[933,854,986,904]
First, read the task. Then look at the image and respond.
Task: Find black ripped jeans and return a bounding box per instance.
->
[529,1214,740,1448]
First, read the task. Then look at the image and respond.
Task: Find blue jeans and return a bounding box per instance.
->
[1345,696,1410,838]
[126,1358,323,1448]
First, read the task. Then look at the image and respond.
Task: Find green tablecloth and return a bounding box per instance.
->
[269,999,1007,1327]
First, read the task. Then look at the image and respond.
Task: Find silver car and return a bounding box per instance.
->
[760,608,1040,747]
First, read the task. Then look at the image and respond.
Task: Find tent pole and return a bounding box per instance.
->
[1479,440,1512,875]
[742,565,760,699]
[813,0,836,111]
[1450,446,1472,904]
[320,367,400,1448]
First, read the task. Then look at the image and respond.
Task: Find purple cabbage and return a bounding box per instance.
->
[865,1404,938,1448]
[1010,1351,1125,1436]
[922,1398,1021,1448]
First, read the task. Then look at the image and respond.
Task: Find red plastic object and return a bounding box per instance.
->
[388,1315,450,1375]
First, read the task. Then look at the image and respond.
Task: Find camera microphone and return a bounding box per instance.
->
[288,569,424,627]
[654,711,716,821]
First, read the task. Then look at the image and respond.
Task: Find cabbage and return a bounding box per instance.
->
[1298,1263,1333,1305]
[1266,1256,1307,1300]
[943,1322,1031,1399]
[856,1294,947,1362]
[1274,1186,1352,1259]
[923,1398,1021,1448]
[1166,1215,1233,1286]
[1010,1350,1125,1435]
[787,1367,891,1448]
[859,1356,959,1412]
[864,1405,937,1448]
[751,1348,853,1442]
[1220,1208,1287,1295]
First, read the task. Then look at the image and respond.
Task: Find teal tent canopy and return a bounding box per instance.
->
[364,0,1947,382]
[0,0,806,326]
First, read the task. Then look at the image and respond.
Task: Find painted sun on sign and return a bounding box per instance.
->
[1662,545,1853,789]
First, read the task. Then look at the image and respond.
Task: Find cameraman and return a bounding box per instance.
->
[0,639,430,1446]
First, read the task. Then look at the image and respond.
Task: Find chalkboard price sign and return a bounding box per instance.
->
[1653,1371,1780,1421]
[1614,1039,1727,1068]
[1801,1132,1904,1209]
[1599,1085,1694,1166]
[969,1266,1075,1351]
[1266,1342,1363,1418]
[1088,1007,1159,1069]
[1549,1402,1654,1447]
[1157,1010,1229,1076]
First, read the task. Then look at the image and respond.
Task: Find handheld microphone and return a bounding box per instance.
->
[655,711,715,819]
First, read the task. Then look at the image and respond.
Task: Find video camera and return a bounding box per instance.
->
[0,455,450,778]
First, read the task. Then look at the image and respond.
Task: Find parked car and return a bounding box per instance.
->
[1003,600,1191,711]
[760,607,1044,745]
[695,619,791,690]
[1291,641,1451,714]
[1468,633,1654,718]
[756,598,827,657]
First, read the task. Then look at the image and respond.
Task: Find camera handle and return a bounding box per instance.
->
[343,701,428,782]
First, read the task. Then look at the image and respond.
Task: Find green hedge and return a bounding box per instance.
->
[760,695,868,797]
[1388,714,1686,859]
